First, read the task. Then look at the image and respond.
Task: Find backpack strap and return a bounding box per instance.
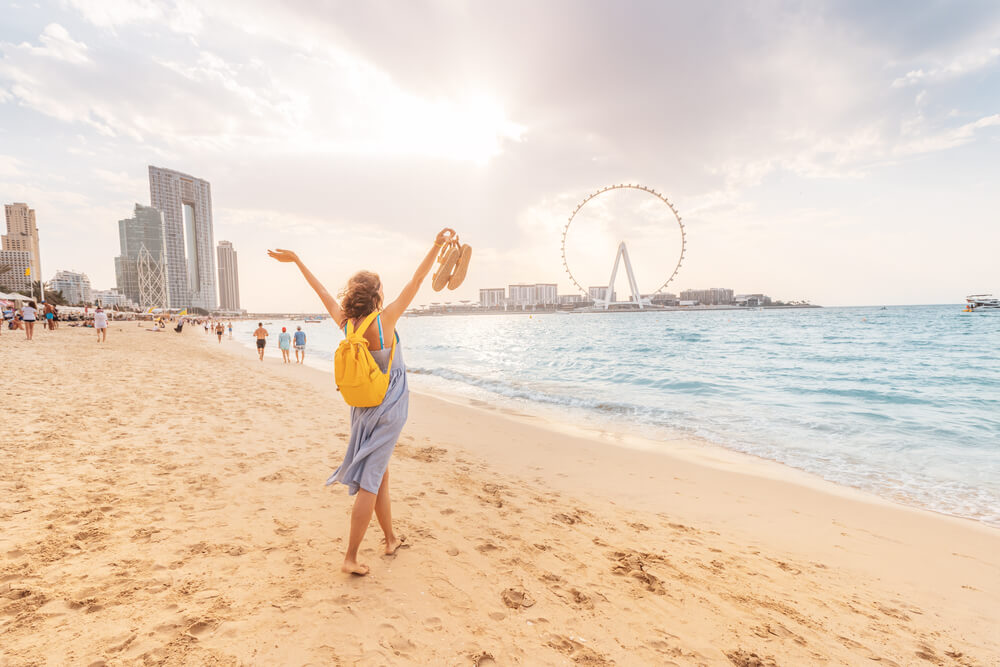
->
[346,310,381,337]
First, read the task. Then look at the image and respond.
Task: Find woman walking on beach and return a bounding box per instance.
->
[21,301,37,340]
[268,228,454,575]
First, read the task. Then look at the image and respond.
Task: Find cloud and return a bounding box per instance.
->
[3,1,1000,307]
[897,113,1000,155]
[892,47,1000,87]
[11,23,91,65]
[64,0,202,34]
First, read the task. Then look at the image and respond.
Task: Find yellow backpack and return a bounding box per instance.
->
[335,311,395,407]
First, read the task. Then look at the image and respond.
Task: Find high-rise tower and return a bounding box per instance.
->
[148,166,217,310]
[115,203,169,309]
[216,240,240,312]
[3,203,42,290]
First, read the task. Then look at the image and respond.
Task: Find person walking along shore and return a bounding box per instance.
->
[268,227,455,575]
[94,307,108,343]
[278,327,292,363]
[293,326,306,364]
[254,323,268,361]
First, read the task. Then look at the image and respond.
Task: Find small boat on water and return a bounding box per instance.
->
[964,294,999,311]
[304,316,324,323]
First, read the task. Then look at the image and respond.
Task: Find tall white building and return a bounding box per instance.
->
[3,202,42,290]
[216,240,240,311]
[479,288,505,308]
[534,283,557,305]
[50,270,92,305]
[149,166,217,311]
[508,283,558,307]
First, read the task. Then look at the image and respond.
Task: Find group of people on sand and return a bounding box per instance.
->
[201,319,233,342]
[1,301,108,341]
[253,323,307,363]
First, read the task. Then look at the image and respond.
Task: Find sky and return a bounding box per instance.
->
[1,0,998,309]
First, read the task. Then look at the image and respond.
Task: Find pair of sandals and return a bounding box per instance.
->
[432,233,472,291]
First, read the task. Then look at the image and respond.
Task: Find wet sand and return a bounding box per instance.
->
[1,325,997,665]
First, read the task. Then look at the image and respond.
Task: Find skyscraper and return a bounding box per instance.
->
[115,203,169,308]
[148,166,217,311]
[3,202,42,288]
[216,240,241,311]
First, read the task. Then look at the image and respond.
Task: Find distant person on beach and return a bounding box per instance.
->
[278,327,292,363]
[93,307,108,342]
[254,322,268,361]
[44,303,55,330]
[293,326,306,364]
[268,227,454,576]
[215,322,225,343]
[21,301,37,340]
[227,321,233,339]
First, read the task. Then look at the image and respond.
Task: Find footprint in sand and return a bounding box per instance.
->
[500,588,535,609]
[547,635,610,665]
[725,648,778,667]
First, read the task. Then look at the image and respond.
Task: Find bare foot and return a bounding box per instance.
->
[341,559,369,576]
[385,535,407,555]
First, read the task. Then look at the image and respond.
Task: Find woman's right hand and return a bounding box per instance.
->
[267,248,299,263]
[435,228,456,246]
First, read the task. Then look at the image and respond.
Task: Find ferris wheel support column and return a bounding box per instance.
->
[602,241,644,310]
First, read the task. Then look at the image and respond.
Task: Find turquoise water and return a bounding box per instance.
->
[235,306,1000,526]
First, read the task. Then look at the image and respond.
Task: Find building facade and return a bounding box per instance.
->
[216,240,240,311]
[3,203,42,287]
[479,288,505,308]
[508,283,559,307]
[50,270,92,305]
[679,287,734,305]
[149,166,217,311]
[534,283,557,305]
[558,293,588,305]
[588,286,616,302]
[115,204,169,308]
[92,289,135,309]
[0,250,32,293]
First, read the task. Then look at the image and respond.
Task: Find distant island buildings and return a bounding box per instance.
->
[460,283,786,313]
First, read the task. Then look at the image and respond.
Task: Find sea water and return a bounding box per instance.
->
[233,306,1000,526]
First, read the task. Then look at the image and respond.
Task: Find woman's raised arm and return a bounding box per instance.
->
[382,228,454,323]
[267,249,344,323]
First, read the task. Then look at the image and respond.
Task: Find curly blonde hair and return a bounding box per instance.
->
[339,271,382,325]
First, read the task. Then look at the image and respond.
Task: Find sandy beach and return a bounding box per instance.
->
[1,325,998,666]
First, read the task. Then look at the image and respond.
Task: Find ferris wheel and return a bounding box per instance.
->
[560,184,686,309]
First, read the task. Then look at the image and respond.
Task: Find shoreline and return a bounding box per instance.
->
[229,317,999,530]
[2,326,997,664]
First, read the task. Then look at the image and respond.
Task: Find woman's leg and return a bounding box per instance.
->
[374,469,403,554]
[343,490,377,575]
